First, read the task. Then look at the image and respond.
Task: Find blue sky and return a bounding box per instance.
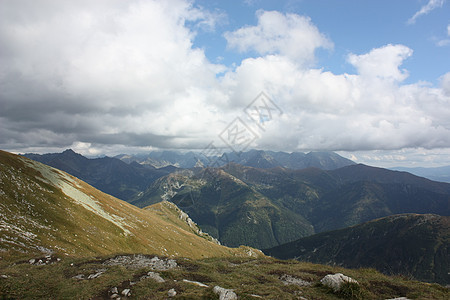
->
[0,0,449,167]
[192,0,449,84]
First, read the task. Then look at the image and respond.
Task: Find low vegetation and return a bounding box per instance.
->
[0,253,448,299]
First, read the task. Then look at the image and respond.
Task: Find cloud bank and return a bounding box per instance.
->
[0,0,450,160]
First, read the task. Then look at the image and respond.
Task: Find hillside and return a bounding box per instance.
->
[133,163,450,249]
[23,149,172,201]
[264,214,450,285]
[0,150,257,259]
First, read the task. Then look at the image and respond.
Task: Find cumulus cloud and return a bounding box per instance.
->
[407,0,445,24]
[347,44,413,81]
[0,0,450,162]
[224,10,333,64]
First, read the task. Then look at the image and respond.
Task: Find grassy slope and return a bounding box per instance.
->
[0,254,448,299]
[0,150,257,259]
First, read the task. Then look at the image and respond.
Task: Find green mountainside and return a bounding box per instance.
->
[132,168,314,249]
[133,163,450,250]
[264,214,450,285]
[0,150,255,259]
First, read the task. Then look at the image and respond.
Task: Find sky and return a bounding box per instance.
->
[0,0,449,167]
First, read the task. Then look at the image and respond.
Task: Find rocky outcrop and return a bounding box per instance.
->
[103,254,177,270]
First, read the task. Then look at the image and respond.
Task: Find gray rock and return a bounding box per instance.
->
[72,274,85,280]
[213,285,237,300]
[87,269,106,279]
[121,288,131,296]
[110,287,118,294]
[280,274,311,287]
[28,259,35,264]
[385,298,411,300]
[110,294,120,299]
[145,271,165,283]
[320,273,358,292]
[168,288,177,297]
[0,275,8,279]
[103,254,177,270]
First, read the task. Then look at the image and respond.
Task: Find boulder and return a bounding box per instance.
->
[320,273,358,292]
[213,285,237,300]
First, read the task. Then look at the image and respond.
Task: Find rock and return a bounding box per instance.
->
[72,274,85,280]
[280,274,311,287]
[168,288,177,297]
[28,259,35,264]
[320,273,358,292]
[385,298,411,300]
[121,288,131,297]
[110,294,120,299]
[110,287,119,294]
[87,269,105,279]
[0,275,8,279]
[213,285,237,300]
[103,254,177,270]
[182,279,209,287]
[146,271,165,283]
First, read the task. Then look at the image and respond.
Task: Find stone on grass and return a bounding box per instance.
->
[168,288,177,297]
[146,271,165,283]
[121,288,131,296]
[320,273,358,292]
[213,285,237,300]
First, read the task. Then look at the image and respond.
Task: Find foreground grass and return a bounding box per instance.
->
[0,253,448,299]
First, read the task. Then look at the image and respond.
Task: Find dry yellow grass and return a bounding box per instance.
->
[0,150,261,259]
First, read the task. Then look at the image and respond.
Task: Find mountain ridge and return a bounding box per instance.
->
[263,213,450,284]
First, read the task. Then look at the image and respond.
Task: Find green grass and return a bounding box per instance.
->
[0,254,448,299]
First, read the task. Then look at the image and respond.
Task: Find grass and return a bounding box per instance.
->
[0,254,448,299]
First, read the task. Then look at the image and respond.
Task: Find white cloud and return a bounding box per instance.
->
[407,0,445,24]
[224,10,333,64]
[0,0,450,167]
[347,44,413,81]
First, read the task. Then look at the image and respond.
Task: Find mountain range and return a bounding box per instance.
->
[114,149,356,170]
[132,162,450,250]
[23,149,355,203]
[391,165,450,183]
